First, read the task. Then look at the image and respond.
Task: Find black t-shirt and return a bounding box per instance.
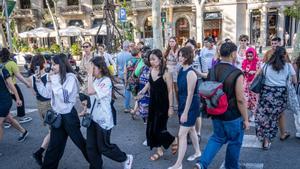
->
[0,68,11,98]
[208,62,244,121]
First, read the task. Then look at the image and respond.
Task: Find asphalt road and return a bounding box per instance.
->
[1,82,300,169]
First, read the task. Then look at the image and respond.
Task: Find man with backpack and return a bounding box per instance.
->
[194,42,250,169]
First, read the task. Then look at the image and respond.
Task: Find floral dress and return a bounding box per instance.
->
[138,66,150,119]
[243,62,260,113]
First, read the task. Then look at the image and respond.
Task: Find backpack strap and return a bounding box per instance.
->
[198,55,203,72]
[220,66,237,83]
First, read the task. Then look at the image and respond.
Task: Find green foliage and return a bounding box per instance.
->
[71,43,81,56]
[50,44,61,53]
[34,47,50,53]
[20,45,30,53]
[284,6,300,19]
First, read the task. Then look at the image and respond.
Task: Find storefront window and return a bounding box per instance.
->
[203,12,222,42]
[250,9,261,45]
[266,8,278,46]
[175,18,190,46]
[20,0,31,9]
[144,16,153,38]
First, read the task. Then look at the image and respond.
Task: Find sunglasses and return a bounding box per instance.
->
[82,46,90,48]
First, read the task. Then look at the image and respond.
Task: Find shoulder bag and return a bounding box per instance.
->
[81,98,97,128]
[250,64,267,94]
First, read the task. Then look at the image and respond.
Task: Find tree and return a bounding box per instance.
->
[45,0,63,52]
[152,0,162,50]
[195,0,206,44]
[285,0,300,58]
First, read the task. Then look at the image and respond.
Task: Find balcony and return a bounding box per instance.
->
[92,4,104,14]
[59,5,83,15]
[132,0,193,10]
[13,9,39,19]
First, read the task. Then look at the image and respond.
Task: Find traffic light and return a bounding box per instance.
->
[161,11,166,23]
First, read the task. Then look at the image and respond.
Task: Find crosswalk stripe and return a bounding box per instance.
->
[10,108,38,116]
[220,161,263,169]
[242,135,262,148]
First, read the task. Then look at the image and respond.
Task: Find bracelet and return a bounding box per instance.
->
[169,105,174,108]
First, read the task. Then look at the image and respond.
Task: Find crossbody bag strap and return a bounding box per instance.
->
[198,55,203,72]
[90,99,97,115]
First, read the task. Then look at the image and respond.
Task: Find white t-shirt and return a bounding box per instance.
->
[90,76,114,130]
[200,47,216,69]
[193,54,208,79]
[262,63,296,87]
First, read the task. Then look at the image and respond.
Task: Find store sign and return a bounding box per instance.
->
[119,8,127,23]
[204,12,222,20]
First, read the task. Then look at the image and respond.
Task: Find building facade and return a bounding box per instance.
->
[13,0,106,47]
[129,0,297,47]
[12,0,298,48]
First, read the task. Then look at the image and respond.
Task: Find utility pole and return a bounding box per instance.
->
[3,0,13,51]
[152,0,162,50]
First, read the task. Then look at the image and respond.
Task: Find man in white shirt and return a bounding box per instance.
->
[200,37,216,70]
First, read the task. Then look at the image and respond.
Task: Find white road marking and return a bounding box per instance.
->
[10,108,38,116]
[242,135,261,148]
[220,161,263,169]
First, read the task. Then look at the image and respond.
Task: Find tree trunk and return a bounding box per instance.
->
[195,0,206,44]
[152,0,162,50]
[46,0,63,52]
[293,21,300,58]
[0,19,8,48]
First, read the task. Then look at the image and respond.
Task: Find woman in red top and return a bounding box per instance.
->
[242,47,260,121]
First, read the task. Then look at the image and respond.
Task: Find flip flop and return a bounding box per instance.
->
[280,132,290,141]
[150,152,163,161]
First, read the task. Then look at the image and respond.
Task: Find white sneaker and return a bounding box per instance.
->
[4,122,11,129]
[296,132,300,138]
[123,154,133,169]
[142,140,147,146]
[187,152,202,161]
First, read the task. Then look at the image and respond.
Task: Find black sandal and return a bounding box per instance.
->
[280,132,290,141]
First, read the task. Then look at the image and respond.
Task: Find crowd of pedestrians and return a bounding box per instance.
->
[0,33,300,169]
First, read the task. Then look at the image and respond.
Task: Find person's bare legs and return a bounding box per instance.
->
[0,117,5,142]
[169,126,190,168]
[189,126,201,156]
[5,114,26,133]
[195,117,202,137]
[279,113,290,139]
[41,131,50,149]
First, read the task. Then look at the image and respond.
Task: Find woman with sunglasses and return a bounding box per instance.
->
[242,47,260,122]
[236,34,250,69]
[79,42,94,93]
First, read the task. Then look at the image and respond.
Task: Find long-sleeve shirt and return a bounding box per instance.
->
[90,76,114,130]
[36,73,79,114]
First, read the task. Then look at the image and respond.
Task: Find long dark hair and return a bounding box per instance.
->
[0,48,11,63]
[164,37,178,59]
[149,49,166,76]
[52,53,83,84]
[267,46,286,72]
[30,54,46,73]
[90,56,122,98]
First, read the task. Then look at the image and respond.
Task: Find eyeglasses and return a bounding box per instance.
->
[82,46,90,48]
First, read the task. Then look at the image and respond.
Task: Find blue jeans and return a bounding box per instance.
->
[198,117,244,169]
[124,88,131,110]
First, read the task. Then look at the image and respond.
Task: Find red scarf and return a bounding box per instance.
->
[242,47,259,82]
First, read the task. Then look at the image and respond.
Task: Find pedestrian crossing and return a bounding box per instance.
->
[10,108,38,117]
[220,161,264,169]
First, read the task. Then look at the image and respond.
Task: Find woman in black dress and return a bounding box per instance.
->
[138,49,178,161]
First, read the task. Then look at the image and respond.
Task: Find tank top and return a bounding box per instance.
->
[33,74,51,102]
[177,67,200,113]
[211,62,243,121]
